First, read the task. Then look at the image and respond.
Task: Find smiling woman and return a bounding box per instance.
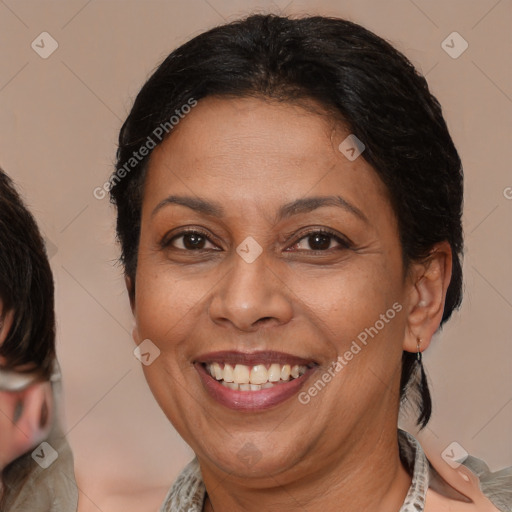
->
[109,14,511,512]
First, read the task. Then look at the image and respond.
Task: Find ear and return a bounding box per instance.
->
[403,241,453,354]
[125,275,136,315]
[0,306,14,347]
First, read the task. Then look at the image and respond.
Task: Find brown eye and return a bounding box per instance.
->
[288,229,350,253]
[306,232,332,250]
[180,232,206,250]
[165,230,218,251]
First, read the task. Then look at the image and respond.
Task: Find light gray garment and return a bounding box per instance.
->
[4,433,78,512]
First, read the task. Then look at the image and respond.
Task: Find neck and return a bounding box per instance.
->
[200,427,412,512]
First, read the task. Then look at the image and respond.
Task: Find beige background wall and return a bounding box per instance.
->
[1,0,511,510]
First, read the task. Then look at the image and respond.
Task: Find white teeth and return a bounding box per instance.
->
[206,362,309,390]
[268,363,281,382]
[220,381,274,391]
[213,362,223,380]
[250,365,268,384]
[233,364,250,384]
[223,364,234,383]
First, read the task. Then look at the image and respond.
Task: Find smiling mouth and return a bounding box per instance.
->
[194,350,319,409]
[203,362,313,391]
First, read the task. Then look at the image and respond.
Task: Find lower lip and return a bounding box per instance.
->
[195,363,316,411]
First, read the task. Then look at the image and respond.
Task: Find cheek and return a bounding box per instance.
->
[289,262,406,406]
[134,261,211,352]
[290,257,403,336]
[289,268,406,421]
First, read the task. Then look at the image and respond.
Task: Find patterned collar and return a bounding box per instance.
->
[160,429,430,512]
[398,430,430,511]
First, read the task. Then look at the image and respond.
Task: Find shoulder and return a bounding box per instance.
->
[8,434,78,512]
[463,455,512,512]
[426,448,512,512]
[398,429,511,512]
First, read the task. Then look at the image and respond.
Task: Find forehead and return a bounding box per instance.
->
[142,96,390,220]
[152,96,340,170]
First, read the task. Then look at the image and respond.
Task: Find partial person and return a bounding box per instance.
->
[0,168,78,511]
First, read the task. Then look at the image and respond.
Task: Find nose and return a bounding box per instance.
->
[208,250,293,332]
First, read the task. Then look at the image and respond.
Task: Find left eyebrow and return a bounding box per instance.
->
[275,195,369,224]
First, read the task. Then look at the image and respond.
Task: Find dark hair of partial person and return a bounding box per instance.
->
[109,14,464,428]
[0,168,55,378]
[0,167,56,505]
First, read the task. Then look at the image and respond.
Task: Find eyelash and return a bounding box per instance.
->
[162,227,351,254]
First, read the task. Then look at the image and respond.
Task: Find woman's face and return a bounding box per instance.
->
[131,97,428,480]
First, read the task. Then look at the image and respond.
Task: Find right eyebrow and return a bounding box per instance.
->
[151,195,224,219]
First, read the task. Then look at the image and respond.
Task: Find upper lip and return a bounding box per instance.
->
[194,350,317,367]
